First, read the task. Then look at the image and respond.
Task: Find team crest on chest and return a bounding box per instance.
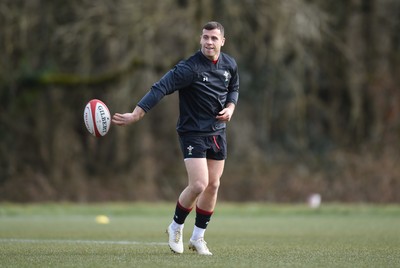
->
[222,70,231,87]
[223,71,230,82]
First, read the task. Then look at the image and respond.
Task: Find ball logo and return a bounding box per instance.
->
[97,105,108,134]
[83,99,111,137]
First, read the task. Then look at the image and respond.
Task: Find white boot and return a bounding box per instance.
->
[189,238,212,255]
[166,223,184,254]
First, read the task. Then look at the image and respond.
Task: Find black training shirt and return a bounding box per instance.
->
[137,50,239,135]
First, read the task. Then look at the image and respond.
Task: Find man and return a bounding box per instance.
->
[112,21,239,255]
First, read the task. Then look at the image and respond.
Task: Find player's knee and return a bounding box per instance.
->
[207,179,220,192]
[190,180,208,195]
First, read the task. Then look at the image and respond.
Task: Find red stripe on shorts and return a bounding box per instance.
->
[213,136,220,150]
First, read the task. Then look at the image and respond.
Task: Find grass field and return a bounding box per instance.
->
[0,203,399,267]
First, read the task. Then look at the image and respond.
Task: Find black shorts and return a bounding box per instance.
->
[179,133,227,160]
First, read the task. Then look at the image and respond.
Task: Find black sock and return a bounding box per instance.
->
[173,201,192,224]
[195,206,213,229]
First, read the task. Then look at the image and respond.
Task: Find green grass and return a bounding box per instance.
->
[0,203,399,267]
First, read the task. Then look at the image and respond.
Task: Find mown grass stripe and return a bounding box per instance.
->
[0,238,167,246]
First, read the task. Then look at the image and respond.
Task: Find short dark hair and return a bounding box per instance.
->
[202,21,224,36]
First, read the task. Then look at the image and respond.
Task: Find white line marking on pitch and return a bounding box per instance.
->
[0,238,167,246]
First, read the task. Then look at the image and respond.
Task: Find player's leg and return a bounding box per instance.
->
[178,158,209,208]
[167,157,209,254]
[189,159,225,256]
[196,159,224,211]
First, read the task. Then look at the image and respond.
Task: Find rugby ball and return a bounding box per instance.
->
[83,99,111,137]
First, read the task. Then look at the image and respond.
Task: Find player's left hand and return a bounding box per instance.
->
[216,107,234,122]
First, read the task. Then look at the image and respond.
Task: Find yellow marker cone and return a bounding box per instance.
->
[95,215,110,224]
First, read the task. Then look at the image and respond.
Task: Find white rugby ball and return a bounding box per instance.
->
[83,99,111,137]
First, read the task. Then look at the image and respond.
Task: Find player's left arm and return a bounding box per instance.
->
[217,61,239,122]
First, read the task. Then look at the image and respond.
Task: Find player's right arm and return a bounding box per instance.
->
[112,106,145,126]
[112,61,193,126]
[137,61,193,112]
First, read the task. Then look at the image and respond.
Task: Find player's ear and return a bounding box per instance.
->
[221,37,225,47]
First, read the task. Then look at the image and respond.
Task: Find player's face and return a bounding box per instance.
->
[200,28,225,61]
